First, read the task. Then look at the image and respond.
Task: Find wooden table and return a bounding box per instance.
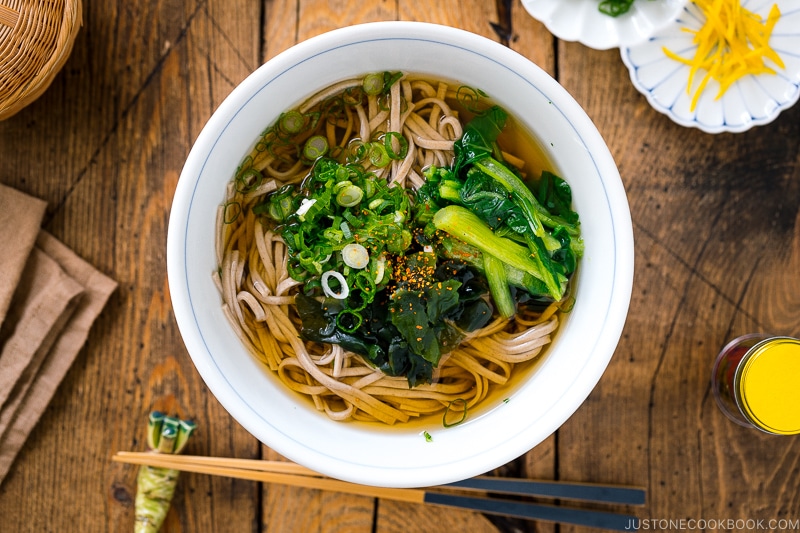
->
[1,1,798,531]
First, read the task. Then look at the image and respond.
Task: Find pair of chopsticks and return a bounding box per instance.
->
[112,451,645,531]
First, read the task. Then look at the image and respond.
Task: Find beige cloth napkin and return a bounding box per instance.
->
[0,184,47,325]
[0,185,117,485]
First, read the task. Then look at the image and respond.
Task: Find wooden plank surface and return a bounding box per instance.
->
[0,0,798,532]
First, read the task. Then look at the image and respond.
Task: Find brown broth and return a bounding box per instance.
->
[238,72,570,430]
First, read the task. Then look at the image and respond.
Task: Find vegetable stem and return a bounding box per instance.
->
[483,253,515,319]
[433,205,562,300]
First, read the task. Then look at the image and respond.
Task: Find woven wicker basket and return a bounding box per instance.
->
[0,0,82,120]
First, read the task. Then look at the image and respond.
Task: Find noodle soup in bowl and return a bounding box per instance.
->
[167,22,634,488]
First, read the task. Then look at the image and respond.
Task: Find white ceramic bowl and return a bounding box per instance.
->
[167,21,634,488]
[522,0,688,50]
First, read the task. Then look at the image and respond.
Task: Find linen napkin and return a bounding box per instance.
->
[0,185,117,485]
[0,183,47,325]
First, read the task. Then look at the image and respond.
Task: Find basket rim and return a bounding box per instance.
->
[0,0,84,120]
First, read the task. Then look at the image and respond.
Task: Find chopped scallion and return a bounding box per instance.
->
[303,135,328,161]
[223,201,242,224]
[336,309,363,332]
[373,254,387,284]
[384,132,408,160]
[279,110,305,134]
[362,73,384,96]
[321,271,349,299]
[443,398,468,427]
[336,185,364,207]
[367,142,391,167]
[340,221,352,239]
[235,168,263,193]
[342,243,369,269]
[456,85,488,113]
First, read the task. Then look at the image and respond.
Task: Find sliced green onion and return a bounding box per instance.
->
[340,221,352,239]
[267,184,295,222]
[223,202,242,224]
[384,71,403,91]
[367,142,391,167]
[336,309,363,333]
[333,180,353,193]
[342,87,363,106]
[456,85,488,113]
[362,73,384,95]
[442,398,468,427]
[345,288,368,311]
[279,110,305,134]
[342,243,369,269]
[347,140,368,162]
[303,135,328,160]
[373,254,387,284]
[321,271,349,299]
[322,97,345,124]
[235,168,263,193]
[294,198,317,218]
[354,270,377,301]
[342,209,364,228]
[336,185,364,207]
[384,132,408,160]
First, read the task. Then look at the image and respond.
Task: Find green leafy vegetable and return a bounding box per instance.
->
[424,105,583,304]
[483,253,514,319]
[433,205,564,299]
[599,0,635,17]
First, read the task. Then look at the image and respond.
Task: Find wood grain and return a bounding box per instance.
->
[0,0,798,531]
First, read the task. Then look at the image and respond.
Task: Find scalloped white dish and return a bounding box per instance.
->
[621,0,800,133]
[521,0,688,50]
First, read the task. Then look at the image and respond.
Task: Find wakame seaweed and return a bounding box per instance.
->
[296,258,492,387]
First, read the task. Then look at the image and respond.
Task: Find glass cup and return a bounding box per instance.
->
[712,334,800,435]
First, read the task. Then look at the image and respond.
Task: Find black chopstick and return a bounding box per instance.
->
[444,476,646,505]
[425,492,638,531]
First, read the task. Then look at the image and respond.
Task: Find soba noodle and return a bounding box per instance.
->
[215,73,566,425]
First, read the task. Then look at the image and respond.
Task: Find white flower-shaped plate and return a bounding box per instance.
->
[521,0,688,50]
[621,0,800,133]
